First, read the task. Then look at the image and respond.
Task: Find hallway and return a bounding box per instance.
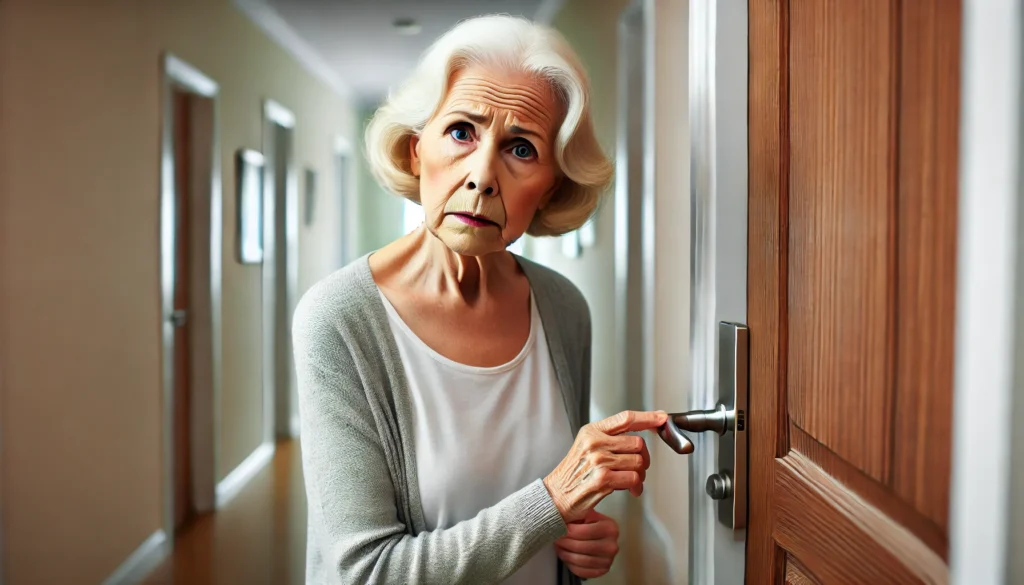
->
[142,442,307,585]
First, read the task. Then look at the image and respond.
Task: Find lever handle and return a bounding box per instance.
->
[657,402,735,454]
[672,402,733,435]
[657,418,695,454]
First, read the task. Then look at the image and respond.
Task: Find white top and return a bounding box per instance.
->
[378,288,573,585]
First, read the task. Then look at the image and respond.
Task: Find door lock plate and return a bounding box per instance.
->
[717,322,748,530]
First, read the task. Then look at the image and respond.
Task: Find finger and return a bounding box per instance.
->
[604,453,645,472]
[581,509,610,523]
[556,536,619,557]
[591,410,669,435]
[556,548,614,570]
[565,518,619,541]
[629,468,646,497]
[600,433,647,455]
[565,564,609,580]
[598,469,641,493]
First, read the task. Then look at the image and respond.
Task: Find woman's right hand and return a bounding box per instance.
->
[543,410,669,524]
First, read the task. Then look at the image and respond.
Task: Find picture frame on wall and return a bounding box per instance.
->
[236,149,265,264]
[304,168,317,226]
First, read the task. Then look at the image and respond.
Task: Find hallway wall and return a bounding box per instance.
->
[354,103,407,258]
[0,0,356,582]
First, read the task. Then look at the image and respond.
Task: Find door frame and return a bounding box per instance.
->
[334,134,355,268]
[261,99,299,441]
[949,2,1021,582]
[687,1,749,583]
[159,53,223,542]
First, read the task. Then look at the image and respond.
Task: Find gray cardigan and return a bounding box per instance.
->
[292,254,591,584]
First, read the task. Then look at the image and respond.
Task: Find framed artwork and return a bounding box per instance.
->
[304,168,317,226]
[236,149,265,264]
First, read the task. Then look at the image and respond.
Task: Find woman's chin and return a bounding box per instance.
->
[435,231,506,257]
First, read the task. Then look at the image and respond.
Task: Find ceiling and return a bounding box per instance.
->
[262,0,554,105]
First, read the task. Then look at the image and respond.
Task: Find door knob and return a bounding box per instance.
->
[168,309,188,327]
[706,471,732,500]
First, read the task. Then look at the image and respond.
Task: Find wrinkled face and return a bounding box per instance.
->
[409,65,563,256]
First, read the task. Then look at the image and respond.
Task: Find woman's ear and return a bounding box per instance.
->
[409,135,422,177]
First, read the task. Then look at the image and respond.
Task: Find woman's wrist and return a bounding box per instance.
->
[542,475,574,523]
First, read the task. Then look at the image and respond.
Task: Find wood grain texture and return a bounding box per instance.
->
[892,0,960,532]
[791,424,946,557]
[786,0,897,484]
[774,453,948,585]
[746,0,788,582]
[786,556,820,585]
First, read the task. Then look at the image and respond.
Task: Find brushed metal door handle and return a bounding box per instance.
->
[657,322,748,531]
[657,401,733,455]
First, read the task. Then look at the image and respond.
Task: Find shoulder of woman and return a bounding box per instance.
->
[517,255,591,328]
[293,256,381,350]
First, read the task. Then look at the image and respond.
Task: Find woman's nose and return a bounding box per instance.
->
[465,148,498,196]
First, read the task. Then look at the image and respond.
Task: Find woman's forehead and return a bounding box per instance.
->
[440,68,561,134]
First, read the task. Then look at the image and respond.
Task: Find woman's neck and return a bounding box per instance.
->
[370,225,521,304]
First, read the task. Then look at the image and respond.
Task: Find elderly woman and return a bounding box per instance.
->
[293,14,668,585]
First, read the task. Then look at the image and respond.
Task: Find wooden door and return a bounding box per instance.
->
[172,89,195,532]
[746,1,960,583]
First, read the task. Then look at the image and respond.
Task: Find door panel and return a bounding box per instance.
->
[172,90,194,532]
[747,1,959,583]
[787,0,896,484]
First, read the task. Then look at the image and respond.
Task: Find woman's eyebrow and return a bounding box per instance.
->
[446,110,489,123]
[446,109,545,141]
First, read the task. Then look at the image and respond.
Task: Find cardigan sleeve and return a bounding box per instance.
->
[292,295,569,585]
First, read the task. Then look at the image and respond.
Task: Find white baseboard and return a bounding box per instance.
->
[102,530,168,585]
[216,441,276,508]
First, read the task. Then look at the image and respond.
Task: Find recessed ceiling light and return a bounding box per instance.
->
[393,17,421,36]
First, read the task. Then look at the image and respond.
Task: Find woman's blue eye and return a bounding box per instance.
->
[512,144,533,159]
[451,127,471,141]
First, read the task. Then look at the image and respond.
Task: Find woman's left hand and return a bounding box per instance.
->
[554,510,620,579]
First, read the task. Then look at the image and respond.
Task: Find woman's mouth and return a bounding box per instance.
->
[449,213,498,228]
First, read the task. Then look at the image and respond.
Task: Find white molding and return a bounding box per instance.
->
[534,0,567,24]
[165,55,218,97]
[949,2,1021,584]
[102,530,168,585]
[216,442,276,508]
[264,99,296,129]
[232,0,353,100]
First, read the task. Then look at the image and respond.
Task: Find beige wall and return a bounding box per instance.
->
[0,0,356,582]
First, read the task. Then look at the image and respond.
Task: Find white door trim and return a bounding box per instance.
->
[949,2,1021,584]
[262,99,300,441]
[687,1,749,583]
[158,52,223,543]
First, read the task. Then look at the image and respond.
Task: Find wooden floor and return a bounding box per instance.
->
[143,440,307,585]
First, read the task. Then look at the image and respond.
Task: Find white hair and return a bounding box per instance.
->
[364,14,613,237]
